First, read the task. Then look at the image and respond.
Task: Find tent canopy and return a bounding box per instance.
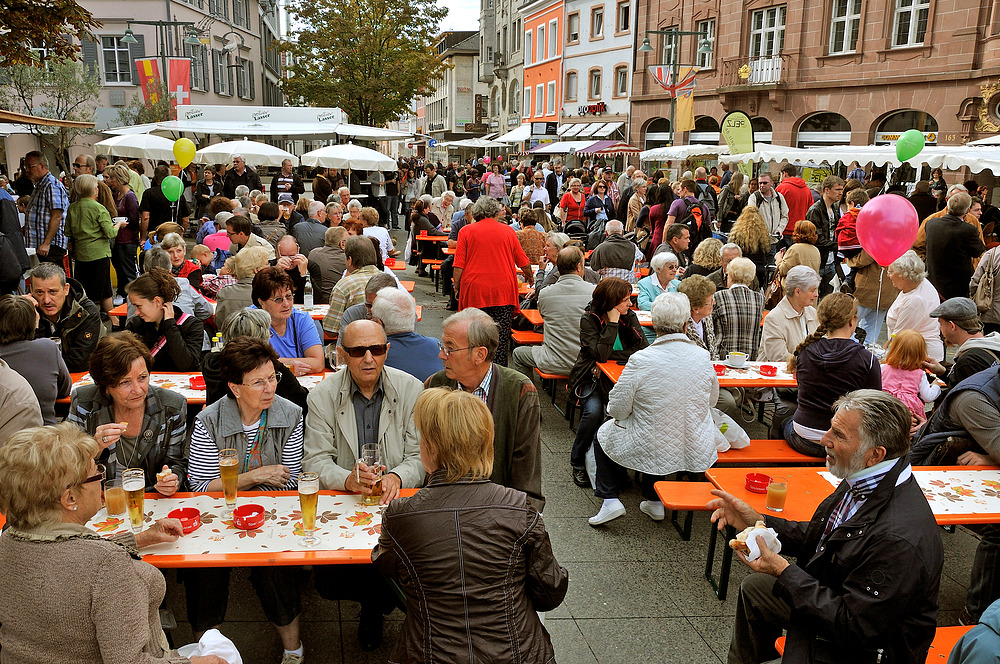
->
[0,108,94,129]
[300,142,396,171]
[725,143,1000,174]
[194,139,298,167]
[579,140,641,156]
[640,144,731,161]
[494,125,530,143]
[93,133,177,161]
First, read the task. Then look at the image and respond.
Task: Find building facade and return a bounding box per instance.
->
[629,0,1000,152]
[521,0,565,126]
[480,0,526,136]
[424,31,489,163]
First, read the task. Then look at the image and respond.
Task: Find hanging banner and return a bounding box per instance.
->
[167,57,192,111]
[720,110,756,177]
[647,65,698,98]
[134,58,162,105]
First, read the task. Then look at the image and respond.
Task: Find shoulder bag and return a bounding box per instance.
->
[973,249,998,314]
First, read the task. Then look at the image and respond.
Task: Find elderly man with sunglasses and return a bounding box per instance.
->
[302,318,425,650]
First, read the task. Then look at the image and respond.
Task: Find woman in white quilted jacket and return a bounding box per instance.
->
[588,291,723,526]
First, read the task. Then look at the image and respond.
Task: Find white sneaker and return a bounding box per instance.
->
[639,500,665,521]
[588,499,626,526]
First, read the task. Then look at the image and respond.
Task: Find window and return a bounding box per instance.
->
[212,49,234,96]
[537,24,545,60]
[183,42,209,91]
[592,7,604,38]
[514,20,521,51]
[535,83,543,115]
[567,13,580,42]
[510,79,520,113]
[209,0,229,20]
[697,19,715,68]
[589,68,602,99]
[523,86,531,117]
[525,30,532,64]
[614,65,627,96]
[892,0,930,47]
[616,1,630,33]
[565,71,578,100]
[548,19,557,57]
[750,5,786,57]
[502,26,508,53]
[546,81,555,114]
[101,36,132,83]
[491,87,499,115]
[661,27,677,65]
[829,0,862,53]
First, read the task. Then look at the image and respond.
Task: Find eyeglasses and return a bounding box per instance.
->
[268,294,295,305]
[342,344,388,358]
[242,373,282,389]
[70,472,104,490]
[437,342,477,357]
[73,163,87,169]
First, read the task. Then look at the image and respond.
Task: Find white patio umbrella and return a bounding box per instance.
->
[94,133,177,161]
[194,139,298,168]
[300,142,396,171]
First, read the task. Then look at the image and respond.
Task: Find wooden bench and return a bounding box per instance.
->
[533,368,576,424]
[716,439,823,465]
[511,330,544,345]
[654,481,716,541]
[776,626,972,661]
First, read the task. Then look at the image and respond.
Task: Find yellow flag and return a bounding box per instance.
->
[676,91,695,132]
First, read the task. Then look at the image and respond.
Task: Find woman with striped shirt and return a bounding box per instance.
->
[184,337,306,662]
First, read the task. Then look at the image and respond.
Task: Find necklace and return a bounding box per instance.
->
[113,409,144,469]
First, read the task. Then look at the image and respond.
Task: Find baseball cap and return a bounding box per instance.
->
[277,193,294,203]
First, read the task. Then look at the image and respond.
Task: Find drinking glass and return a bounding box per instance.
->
[766,476,789,512]
[104,479,126,518]
[360,443,383,507]
[298,472,321,547]
[122,468,146,533]
[219,448,239,517]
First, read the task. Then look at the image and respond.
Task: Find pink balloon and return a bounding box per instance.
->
[496,155,504,161]
[855,194,919,267]
[483,156,492,164]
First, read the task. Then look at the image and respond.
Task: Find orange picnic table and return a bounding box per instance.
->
[598,360,798,389]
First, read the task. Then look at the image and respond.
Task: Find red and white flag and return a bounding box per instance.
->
[167,57,191,112]
[134,58,162,105]
[647,65,699,98]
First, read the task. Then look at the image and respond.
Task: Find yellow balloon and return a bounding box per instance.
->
[173,138,196,168]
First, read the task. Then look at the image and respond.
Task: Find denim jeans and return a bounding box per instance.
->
[857,305,886,344]
[783,418,826,458]
[593,436,663,500]
[571,391,605,469]
[385,195,399,227]
[967,524,1000,619]
[111,242,139,297]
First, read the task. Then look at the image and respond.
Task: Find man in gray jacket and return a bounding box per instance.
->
[512,246,595,378]
[302,318,425,650]
[589,219,643,283]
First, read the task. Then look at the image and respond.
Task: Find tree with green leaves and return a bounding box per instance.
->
[277,0,448,127]
[0,57,101,175]
[116,79,174,126]
[0,0,100,68]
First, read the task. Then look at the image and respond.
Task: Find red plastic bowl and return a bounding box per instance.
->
[233,503,265,530]
[745,473,772,494]
[759,364,778,377]
[189,375,206,390]
[167,507,201,534]
[713,364,727,376]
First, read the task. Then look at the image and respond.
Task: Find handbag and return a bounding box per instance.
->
[973,249,998,313]
[763,273,784,310]
[573,364,601,401]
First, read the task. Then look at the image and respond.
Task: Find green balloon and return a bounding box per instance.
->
[896,129,925,162]
[160,175,184,202]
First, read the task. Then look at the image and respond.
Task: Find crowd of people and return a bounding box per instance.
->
[1,148,1000,663]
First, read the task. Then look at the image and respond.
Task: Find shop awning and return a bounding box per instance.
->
[0,108,94,129]
[640,144,732,161]
[595,121,624,137]
[494,124,531,143]
[528,140,602,154]
[578,140,641,156]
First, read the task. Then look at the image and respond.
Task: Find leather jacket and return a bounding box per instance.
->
[372,471,568,663]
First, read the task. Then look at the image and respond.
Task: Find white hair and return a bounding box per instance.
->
[726,257,756,286]
[784,265,820,295]
[234,184,250,197]
[338,186,351,195]
[720,242,743,258]
[308,200,325,217]
[889,250,926,283]
[371,287,416,335]
[651,292,690,335]
[606,219,624,234]
[347,199,363,211]
[419,194,433,205]
[650,251,678,272]
[547,231,570,249]
[442,190,455,201]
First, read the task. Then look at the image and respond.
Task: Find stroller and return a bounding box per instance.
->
[563,219,589,244]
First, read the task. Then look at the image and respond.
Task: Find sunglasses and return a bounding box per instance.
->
[342,343,388,358]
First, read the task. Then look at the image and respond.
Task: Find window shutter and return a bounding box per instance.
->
[212,49,220,93]
[201,47,209,92]
[128,35,146,87]
[248,61,255,100]
[227,58,234,95]
[80,38,99,78]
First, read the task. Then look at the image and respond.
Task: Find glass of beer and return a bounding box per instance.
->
[104,479,127,518]
[122,468,146,533]
[766,475,789,512]
[298,472,321,547]
[360,443,383,507]
[219,448,239,517]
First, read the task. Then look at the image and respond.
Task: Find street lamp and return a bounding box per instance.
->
[120,20,201,84]
[637,28,713,146]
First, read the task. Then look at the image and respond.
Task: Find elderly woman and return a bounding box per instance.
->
[104,162,142,301]
[484,163,507,199]
[251,266,324,376]
[360,205,392,263]
[626,178,648,233]
[776,219,821,285]
[845,247,900,343]
[65,173,121,312]
[186,337,304,660]
[568,277,648,488]
[712,256,765,359]
[0,295,70,424]
[325,201,344,227]
[142,247,213,322]
[124,268,204,372]
[373,388,568,662]
[886,250,946,361]
[785,292,881,456]
[590,292,723,525]
[454,196,534,366]
[509,172,527,209]
[558,177,587,227]
[214,244,272,329]
[0,424,226,664]
[431,191,456,226]
[67,332,186,493]
[759,265,820,363]
[637,251,680,342]
[728,205,772,288]
[345,198,363,224]
[685,237,723,278]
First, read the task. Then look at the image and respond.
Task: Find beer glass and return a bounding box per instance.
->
[122,468,146,533]
[219,448,239,517]
[298,472,320,547]
[766,476,789,512]
[104,479,126,518]
[360,443,382,507]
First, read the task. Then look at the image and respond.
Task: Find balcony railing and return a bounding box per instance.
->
[719,54,790,88]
